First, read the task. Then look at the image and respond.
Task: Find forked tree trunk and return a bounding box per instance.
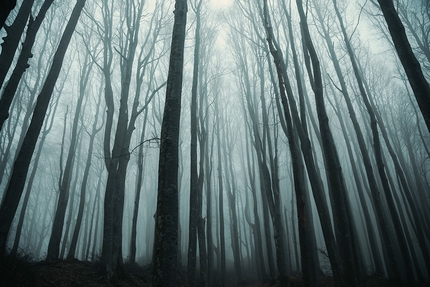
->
[0,0,53,131]
[0,0,34,89]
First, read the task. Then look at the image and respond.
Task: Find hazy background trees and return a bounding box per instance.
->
[0,0,429,285]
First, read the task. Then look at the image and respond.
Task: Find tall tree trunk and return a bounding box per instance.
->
[129,113,148,263]
[152,1,187,286]
[296,0,358,285]
[67,78,102,260]
[205,130,215,286]
[47,53,90,261]
[215,102,226,287]
[223,128,243,284]
[261,4,345,284]
[376,0,430,132]
[187,2,202,285]
[314,3,393,276]
[101,2,146,280]
[0,0,86,256]
[8,90,59,258]
[332,0,415,282]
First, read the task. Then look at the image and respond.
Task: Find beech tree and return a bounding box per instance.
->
[152,0,188,286]
[0,0,429,286]
[0,0,86,256]
[376,0,430,133]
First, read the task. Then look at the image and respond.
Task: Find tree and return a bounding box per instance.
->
[0,0,54,131]
[46,47,92,261]
[296,0,358,284]
[0,0,34,90]
[152,0,188,286]
[187,1,203,286]
[0,0,86,256]
[0,0,17,29]
[376,0,430,133]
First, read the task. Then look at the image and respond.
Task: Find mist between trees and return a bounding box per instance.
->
[0,0,429,286]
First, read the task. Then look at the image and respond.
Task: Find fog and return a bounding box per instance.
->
[0,0,429,286]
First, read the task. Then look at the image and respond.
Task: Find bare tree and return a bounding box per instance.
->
[376,0,430,132]
[0,0,86,256]
[152,0,188,286]
[187,1,203,286]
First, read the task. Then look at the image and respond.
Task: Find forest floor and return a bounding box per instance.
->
[0,256,428,286]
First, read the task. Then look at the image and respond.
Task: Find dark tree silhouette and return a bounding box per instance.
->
[152,0,188,286]
[0,0,86,256]
[0,0,17,29]
[377,0,430,133]
[0,0,53,131]
[0,0,34,90]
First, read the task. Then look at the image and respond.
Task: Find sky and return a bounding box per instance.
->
[210,0,233,9]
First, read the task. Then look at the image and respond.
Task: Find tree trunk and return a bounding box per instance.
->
[47,53,89,260]
[67,74,101,260]
[152,1,187,286]
[0,0,17,29]
[296,0,358,285]
[187,2,202,285]
[0,0,85,256]
[377,0,430,132]
[8,93,59,258]
[0,0,34,89]
[0,0,53,131]
[215,102,227,286]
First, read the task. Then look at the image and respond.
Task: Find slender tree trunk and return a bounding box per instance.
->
[0,0,86,255]
[261,5,344,284]
[129,115,148,263]
[314,3,392,276]
[296,0,358,285]
[332,1,415,282]
[187,2,202,285]
[8,94,59,258]
[205,125,215,286]
[215,103,226,287]
[223,130,243,284]
[47,55,90,260]
[67,79,102,260]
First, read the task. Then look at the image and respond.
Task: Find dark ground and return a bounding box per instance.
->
[0,256,428,286]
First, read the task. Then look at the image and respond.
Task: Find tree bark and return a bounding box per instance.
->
[152,1,187,286]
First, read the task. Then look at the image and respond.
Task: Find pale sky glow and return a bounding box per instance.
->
[210,0,233,9]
